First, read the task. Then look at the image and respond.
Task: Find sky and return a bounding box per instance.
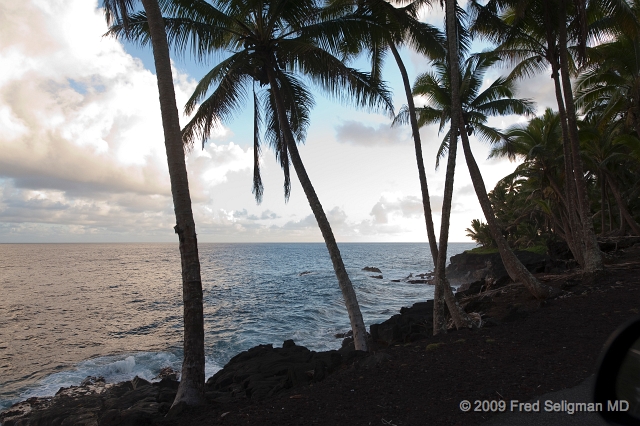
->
[0,0,560,243]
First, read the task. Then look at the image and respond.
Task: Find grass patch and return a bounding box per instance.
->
[426,343,445,351]
[521,245,548,255]
[465,246,499,254]
[465,245,548,256]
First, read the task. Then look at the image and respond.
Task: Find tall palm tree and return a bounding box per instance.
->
[333,0,445,266]
[469,0,605,274]
[331,0,473,330]
[113,0,395,351]
[396,53,554,299]
[103,0,206,408]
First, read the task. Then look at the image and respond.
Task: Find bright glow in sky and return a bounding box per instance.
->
[0,0,559,243]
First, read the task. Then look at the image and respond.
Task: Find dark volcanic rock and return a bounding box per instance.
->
[370,301,434,345]
[370,274,383,279]
[598,236,640,252]
[362,266,382,273]
[205,340,343,401]
[447,250,549,289]
[0,373,179,426]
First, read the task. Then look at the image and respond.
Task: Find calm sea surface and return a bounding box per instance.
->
[0,242,474,411]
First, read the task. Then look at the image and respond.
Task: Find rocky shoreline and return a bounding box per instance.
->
[2,237,639,426]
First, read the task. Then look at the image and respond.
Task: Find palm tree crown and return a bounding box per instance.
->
[395,53,535,167]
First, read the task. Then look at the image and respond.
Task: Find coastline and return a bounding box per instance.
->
[2,241,639,425]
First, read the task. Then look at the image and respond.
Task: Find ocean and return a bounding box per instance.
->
[0,242,475,411]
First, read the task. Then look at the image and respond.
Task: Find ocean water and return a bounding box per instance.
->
[0,242,475,411]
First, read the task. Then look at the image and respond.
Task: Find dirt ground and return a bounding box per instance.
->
[159,246,640,426]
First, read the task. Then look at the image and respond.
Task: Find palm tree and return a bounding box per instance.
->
[396,53,554,299]
[579,118,640,236]
[469,0,604,274]
[491,109,571,241]
[113,0,395,351]
[575,33,640,135]
[103,0,206,408]
[334,0,445,266]
[465,219,495,247]
[330,0,473,330]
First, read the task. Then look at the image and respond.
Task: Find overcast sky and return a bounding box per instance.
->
[0,0,559,243]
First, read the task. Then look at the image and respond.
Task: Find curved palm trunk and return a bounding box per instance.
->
[140,0,205,407]
[618,205,627,236]
[388,41,471,330]
[605,172,640,235]
[458,117,553,299]
[388,43,438,261]
[600,176,606,235]
[265,66,369,351]
[557,3,603,273]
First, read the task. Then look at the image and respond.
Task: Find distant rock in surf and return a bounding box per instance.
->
[362,266,381,273]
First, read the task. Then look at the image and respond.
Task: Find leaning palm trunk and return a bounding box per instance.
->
[140,0,205,407]
[388,42,438,261]
[388,41,472,330]
[265,66,368,351]
[557,3,603,273]
[458,114,553,299]
[433,0,462,336]
[605,173,640,235]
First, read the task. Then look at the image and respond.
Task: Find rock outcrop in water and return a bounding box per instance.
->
[205,339,344,401]
[0,375,179,426]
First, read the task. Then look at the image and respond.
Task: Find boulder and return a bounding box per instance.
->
[205,340,343,400]
[362,266,382,273]
[370,301,434,345]
[154,366,178,381]
[446,250,549,289]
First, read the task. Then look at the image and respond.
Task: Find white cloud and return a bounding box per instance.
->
[334,120,409,146]
[0,0,246,240]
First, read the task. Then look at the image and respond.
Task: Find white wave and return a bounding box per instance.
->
[14,351,222,403]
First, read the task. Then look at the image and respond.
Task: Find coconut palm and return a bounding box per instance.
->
[579,118,640,236]
[331,0,445,264]
[469,0,605,274]
[103,0,206,408]
[396,52,554,299]
[329,0,473,330]
[491,109,575,242]
[575,32,640,135]
[111,0,395,351]
[465,219,494,247]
